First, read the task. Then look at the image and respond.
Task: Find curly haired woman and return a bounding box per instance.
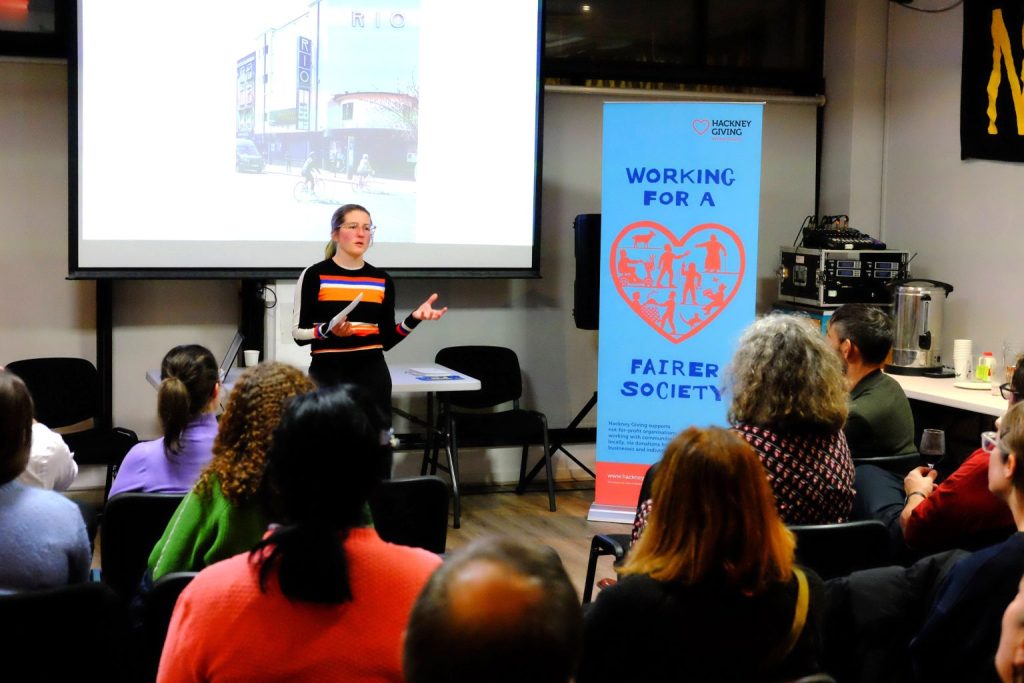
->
[147,362,314,581]
[728,314,855,524]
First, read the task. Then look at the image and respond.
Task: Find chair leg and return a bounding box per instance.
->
[448,425,462,529]
[516,444,529,494]
[420,433,431,476]
[103,464,116,504]
[582,538,603,604]
[429,430,441,475]
[540,419,556,512]
[421,392,435,476]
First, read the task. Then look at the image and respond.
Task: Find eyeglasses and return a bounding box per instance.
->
[337,222,376,235]
[1000,383,1021,401]
[982,430,1007,454]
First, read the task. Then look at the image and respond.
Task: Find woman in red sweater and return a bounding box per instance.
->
[157,385,442,682]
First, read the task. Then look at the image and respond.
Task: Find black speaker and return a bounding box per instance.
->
[573,213,601,330]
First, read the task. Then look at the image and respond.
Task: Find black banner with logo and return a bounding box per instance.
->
[961,1,1024,161]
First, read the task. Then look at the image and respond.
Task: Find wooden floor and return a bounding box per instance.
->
[445,487,628,598]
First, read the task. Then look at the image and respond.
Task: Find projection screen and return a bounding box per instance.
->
[70,0,543,278]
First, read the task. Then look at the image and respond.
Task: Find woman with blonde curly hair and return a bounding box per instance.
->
[580,427,825,682]
[147,362,314,581]
[728,313,855,524]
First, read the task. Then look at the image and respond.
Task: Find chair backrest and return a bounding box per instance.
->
[789,520,891,580]
[136,571,198,681]
[6,357,100,427]
[434,345,523,409]
[369,476,449,554]
[0,581,131,681]
[101,492,186,600]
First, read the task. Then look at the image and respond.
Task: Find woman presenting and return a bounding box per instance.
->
[292,203,447,419]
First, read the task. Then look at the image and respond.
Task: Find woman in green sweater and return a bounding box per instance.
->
[148,362,315,581]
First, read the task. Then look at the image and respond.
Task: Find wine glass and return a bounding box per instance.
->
[920,428,946,469]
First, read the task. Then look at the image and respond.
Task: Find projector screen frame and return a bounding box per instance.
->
[67,1,545,281]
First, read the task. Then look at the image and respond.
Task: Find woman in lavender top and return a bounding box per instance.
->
[109,345,220,497]
[0,368,91,591]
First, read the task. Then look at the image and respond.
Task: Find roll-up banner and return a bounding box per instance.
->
[592,102,763,521]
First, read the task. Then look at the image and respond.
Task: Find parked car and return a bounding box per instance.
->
[235,138,264,172]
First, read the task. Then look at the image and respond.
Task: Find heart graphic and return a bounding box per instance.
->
[609,221,745,344]
[692,119,710,135]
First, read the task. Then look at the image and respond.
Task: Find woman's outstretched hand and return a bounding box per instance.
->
[412,293,448,321]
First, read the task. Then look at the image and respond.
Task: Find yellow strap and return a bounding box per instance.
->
[763,567,810,670]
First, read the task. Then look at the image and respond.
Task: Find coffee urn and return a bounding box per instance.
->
[885,279,954,376]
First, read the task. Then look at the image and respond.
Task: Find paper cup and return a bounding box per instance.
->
[953,355,971,379]
[243,350,260,367]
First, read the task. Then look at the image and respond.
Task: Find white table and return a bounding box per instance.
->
[887,372,1006,417]
[146,363,479,395]
[388,363,481,394]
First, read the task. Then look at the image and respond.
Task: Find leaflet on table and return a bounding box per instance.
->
[328,292,363,329]
[407,367,463,379]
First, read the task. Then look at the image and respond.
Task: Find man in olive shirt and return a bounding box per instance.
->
[826,304,916,460]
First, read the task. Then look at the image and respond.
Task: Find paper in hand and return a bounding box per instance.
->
[328,292,363,330]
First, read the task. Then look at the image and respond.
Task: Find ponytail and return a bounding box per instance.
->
[254,524,352,604]
[325,240,337,259]
[157,344,219,455]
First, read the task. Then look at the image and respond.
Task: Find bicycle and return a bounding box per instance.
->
[354,170,375,193]
[293,176,326,201]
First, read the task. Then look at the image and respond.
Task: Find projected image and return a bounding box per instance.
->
[234,5,419,242]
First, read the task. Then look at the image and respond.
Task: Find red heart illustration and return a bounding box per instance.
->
[692,119,710,135]
[609,221,745,344]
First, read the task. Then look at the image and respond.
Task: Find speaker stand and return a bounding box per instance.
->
[520,391,597,488]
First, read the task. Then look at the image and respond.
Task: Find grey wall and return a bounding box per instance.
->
[882,2,1023,364]
[3,59,817,485]
[820,1,1023,369]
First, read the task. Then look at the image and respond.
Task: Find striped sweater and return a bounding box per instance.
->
[292,260,419,354]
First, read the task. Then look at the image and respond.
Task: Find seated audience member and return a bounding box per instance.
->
[729,314,855,524]
[0,364,78,490]
[826,304,916,460]
[0,369,91,590]
[579,426,825,683]
[854,359,1022,554]
[147,362,314,582]
[109,344,219,497]
[910,402,1024,681]
[18,421,77,490]
[404,536,582,683]
[157,385,441,682]
[996,573,1024,683]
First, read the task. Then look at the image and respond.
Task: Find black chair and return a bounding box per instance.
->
[581,463,658,604]
[135,571,197,681]
[789,519,891,580]
[369,475,450,554]
[6,357,138,501]
[101,492,185,601]
[0,581,132,681]
[426,345,553,529]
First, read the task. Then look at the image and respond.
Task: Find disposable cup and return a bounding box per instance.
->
[243,350,260,367]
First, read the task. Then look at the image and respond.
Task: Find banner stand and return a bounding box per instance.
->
[589,101,764,522]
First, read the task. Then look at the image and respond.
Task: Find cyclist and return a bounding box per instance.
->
[355,153,373,189]
[301,152,320,193]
